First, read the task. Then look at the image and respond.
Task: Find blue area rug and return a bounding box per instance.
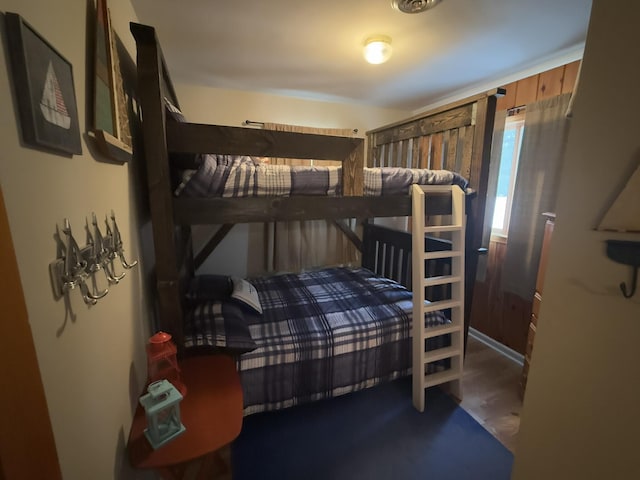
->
[231,377,513,480]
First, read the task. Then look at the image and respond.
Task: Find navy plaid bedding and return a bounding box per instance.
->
[176,154,468,198]
[193,267,450,415]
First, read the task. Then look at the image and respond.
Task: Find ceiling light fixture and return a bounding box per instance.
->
[363,36,392,65]
[391,0,442,14]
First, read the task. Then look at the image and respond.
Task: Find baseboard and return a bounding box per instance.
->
[468,328,524,366]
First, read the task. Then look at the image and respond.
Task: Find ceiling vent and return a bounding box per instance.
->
[391,0,442,14]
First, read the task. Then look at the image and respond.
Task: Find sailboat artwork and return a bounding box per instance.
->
[40,61,71,130]
[5,13,81,154]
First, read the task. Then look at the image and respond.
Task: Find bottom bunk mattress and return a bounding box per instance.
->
[184,266,450,416]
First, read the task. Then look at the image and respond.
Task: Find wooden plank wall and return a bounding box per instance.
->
[469,60,580,354]
[496,60,580,111]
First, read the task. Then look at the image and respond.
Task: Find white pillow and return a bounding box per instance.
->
[231,277,263,314]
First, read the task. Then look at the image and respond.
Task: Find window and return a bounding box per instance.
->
[492,112,525,236]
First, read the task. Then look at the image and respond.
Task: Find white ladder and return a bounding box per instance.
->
[411,184,465,412]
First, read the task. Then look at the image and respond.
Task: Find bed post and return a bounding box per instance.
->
[342,143,364,196]
[130,23,187,347]
[464,93,498,351]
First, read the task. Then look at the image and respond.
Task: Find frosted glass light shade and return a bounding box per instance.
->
[364,36,392,64]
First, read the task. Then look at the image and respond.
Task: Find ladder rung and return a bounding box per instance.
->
[422,322,463,338]
[414,185,457,194]
[423,345,462,363]
[423,299,462,312]
[423,250,463,260]
[424,225,463,233]
[422,275,462,287]
[423,367,463,388]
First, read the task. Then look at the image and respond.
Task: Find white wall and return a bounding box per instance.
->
[174,83,411,276]
[512,1,640,478]
[0,1,153,478]
[175,83,410,131]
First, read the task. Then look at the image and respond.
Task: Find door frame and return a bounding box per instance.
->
[0,186,62,479]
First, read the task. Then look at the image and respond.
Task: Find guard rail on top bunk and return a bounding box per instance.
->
[367,91,501,350]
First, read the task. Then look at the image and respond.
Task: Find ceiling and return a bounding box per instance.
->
[130,0,593,112]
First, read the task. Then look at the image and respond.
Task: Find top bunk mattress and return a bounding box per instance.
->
[175,154,468,198]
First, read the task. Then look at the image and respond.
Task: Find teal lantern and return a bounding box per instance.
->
[139,379,186,449]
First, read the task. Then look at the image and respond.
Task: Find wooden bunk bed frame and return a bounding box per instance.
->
[130,22,500,351]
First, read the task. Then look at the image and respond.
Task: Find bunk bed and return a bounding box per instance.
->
[130,22,499,413]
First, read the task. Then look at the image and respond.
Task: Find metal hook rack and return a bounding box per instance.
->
[50,211,138,305]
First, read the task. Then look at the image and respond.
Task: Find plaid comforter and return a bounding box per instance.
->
[237,267,449,415]
[176,154,468,198]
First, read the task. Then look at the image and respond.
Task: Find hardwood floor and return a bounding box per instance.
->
[459,335,523,453]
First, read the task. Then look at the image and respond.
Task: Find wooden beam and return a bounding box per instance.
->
[131,22,187,344]
[342,144,364,196]
[372,104,474,145]
[465,93,498,351]
[333,220,362,252]
[194,224,235,270]
[367,88,504,135]
[167,122,363,161]
[173,196,432,224]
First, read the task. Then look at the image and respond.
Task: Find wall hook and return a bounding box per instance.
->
[85,217,109,299]
[620,266,638,298]
[89,213,113,286]
[61,219,101,305]
[104,215,126,283]
[61,218,86,291]
[51,211,136,306]
[110,210,138,269]
[605,240,640,299]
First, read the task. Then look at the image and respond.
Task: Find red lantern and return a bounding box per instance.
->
[146,331,187,397]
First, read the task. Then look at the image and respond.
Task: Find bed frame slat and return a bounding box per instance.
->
[431,132,444,170]
[445,129,459,172]
[362,223,454,297]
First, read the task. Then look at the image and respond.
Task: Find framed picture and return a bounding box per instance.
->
[5,13,82,155]
[89,0,132,163]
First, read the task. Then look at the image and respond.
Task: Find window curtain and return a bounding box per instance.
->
[260,122,359,273]
[501,93,573,298]
[476,109,507,282]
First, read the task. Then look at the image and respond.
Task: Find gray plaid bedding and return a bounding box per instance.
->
[233,267,449,415]
[176,154,468,197]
